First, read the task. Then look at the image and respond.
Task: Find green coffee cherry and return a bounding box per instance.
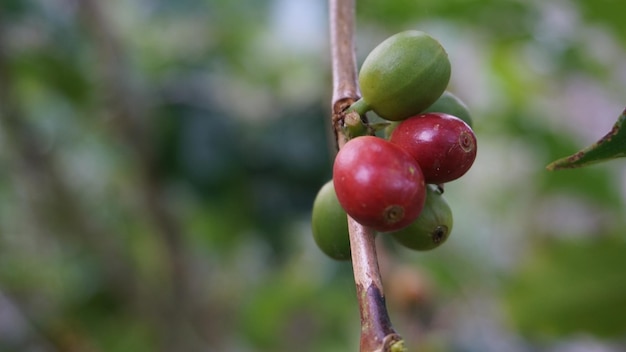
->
[311,180,351,261]
[383,121,401,140]
[388,185,453,251]
[358,30,451,121]
[383,91,472,139]
[424,91,473,127]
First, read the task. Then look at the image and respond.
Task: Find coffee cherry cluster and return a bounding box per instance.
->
[311,30,477,260]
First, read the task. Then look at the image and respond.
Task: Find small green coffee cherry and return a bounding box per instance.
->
[383,91,472,139]
[311,180,351,261]
[358,30,451,121]
[383,121,401,140]
[388,185,453,251]
[424,91,473,127]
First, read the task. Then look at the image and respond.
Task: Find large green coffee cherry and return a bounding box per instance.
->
[388,185,453,251]
[357,30,451,121]
[424,91,473,127]
[311,180,351,261]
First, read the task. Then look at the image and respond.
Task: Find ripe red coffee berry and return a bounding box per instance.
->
[333,136,426,232]
[389,112,477,184]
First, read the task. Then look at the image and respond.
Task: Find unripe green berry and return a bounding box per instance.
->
[383,91,472,138]
[311,181,351,261]
[388,185,453,251]
[424,91,473,127]
[358,30,451,121]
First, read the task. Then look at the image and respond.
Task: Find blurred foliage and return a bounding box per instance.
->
[0,0,625,352]
[504,237,626,339]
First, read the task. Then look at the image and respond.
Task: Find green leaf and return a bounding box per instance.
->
[547,108,626,170]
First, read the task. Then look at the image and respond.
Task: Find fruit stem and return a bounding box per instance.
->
[343,111,368,138]
[346,97,372,116]
[329,0,404,351]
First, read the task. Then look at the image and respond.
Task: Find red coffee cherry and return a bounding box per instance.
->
[333,136,426,232]
[389,113,477,184]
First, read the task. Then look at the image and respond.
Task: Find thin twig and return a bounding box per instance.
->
[0,11,135,300]
[72,1,197,350]
[0,13,137,350]
[328,1,404,351]
[75,0,187,300]
[329,0,359,149]
[330,0,360,106]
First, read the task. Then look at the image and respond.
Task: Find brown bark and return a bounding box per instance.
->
[328,1,405,351]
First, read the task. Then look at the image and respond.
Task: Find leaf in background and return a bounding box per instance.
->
[547,108,626,170]
[503,238,626,339]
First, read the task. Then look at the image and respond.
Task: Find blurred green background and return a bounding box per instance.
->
[1,0,626,351]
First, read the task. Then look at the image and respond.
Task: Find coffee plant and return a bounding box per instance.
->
[3,1,626,351]
[318,4,480,349]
